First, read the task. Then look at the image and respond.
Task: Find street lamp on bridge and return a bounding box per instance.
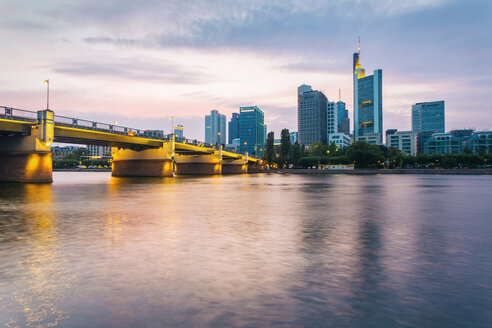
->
[43,79,50,109]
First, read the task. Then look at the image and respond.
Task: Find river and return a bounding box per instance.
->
[1,172,491,327]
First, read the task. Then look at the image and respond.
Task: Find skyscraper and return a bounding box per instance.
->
[411,101,445,134]
[353,44,383,144]
[205,110,226,145]
[228,113,240,144]
[298,84,328,145]
[239,106,265,157]
[336,101,349,134]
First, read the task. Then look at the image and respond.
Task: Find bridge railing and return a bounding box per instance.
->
[0,106,38,122]
[1,106,257,155]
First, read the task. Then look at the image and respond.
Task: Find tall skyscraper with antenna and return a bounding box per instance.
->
[353,39,383,144]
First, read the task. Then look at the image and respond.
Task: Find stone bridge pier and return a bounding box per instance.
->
[0,110,53,183]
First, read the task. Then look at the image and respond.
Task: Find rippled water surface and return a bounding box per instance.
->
[1,172,492,327]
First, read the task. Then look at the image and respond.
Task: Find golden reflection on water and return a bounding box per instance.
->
[7,184,67,328]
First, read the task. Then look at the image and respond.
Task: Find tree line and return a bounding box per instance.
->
[264,129,492,169]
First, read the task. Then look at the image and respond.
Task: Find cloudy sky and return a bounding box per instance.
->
[1,0,490,140]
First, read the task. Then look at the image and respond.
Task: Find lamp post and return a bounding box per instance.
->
[43,79,50,109]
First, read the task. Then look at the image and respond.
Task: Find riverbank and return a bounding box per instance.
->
[283,168,492,175]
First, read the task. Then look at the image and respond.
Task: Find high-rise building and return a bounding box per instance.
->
[174,125,184,138]
[228,113,240,144]
[412,101,445,135]
[239,106,265,157]
[297,84,328,145]
[205,110,226,145]
[353,45,383,144]
[336,101,349,134]
[327,101,338,136]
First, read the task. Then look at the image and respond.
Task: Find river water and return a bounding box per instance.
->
[0,172,491,327]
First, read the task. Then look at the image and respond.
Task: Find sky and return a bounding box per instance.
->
[1,0,491,141]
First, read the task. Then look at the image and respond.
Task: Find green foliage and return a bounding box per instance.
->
[265,131,275,165]
[441,154,457,169]
[81,159,110,167]
[345,141,385,168]
[280,128,291,167]
[291,142,301,168]
[309,142,328,157]
[53,159,79,169]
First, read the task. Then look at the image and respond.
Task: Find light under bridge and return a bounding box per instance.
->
[0,107,265,183]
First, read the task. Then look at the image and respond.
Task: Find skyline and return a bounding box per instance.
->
[1,0,491,140]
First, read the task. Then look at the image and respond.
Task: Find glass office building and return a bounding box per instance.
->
[228,113,240,144]
[412,101,445,134]
[353,51,383,144]
[239,106,265,157]
[205,110,226,145]
[336,101,349,134]
[297,84,328,145]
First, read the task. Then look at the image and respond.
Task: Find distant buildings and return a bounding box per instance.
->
[174,125,184,138]
[353,48,383,144]
[290,131,298,144]
[386,130,414,155]
[87,145,111,157]
[239,106,265,157]
[467,131,492,154]
[297,84,328,145]
[51,146,81,160]
[228,113,240,144]
[412,101,445,135]
[205,110,226,145]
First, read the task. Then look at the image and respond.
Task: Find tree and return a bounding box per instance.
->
[265,131,275,165]
[280,128,291,167]
[291,142,301,168]
[345,141,385,168]
[310,142,328,157]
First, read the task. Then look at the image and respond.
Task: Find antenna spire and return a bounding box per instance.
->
[339,88,341,102]
[358,36,360,53]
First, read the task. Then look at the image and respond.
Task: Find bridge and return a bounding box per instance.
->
[0,107,265,182]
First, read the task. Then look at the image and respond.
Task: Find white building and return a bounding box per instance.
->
[327,101,338,135]
[357,133,381,145]
[329,132,351,149]
[87,145,111,157]
[386,130,414,155]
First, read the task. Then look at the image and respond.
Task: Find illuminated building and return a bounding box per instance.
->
[205,110,226,145]
[174,125,184,138]
[298,84,328,145]
[239,106,265,157]
[353,42,383,144]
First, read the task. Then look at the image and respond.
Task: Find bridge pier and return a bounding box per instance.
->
[174,150,222,175]
[112,143,174,177]
[222,158,248,174]
[0,110,54,183]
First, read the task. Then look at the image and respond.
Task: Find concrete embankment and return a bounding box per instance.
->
[283,169,492,175]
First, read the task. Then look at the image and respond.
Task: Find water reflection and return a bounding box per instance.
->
[0,173,491,327]
[1,184,67,328]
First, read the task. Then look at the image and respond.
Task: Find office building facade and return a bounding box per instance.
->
[327,101,338,136]
[290,131,298,144]
[412,101,445,135]
[228,113,240,144]
[328,133,351,149]
[239,106,265,157]
[337,101,350,134]
[386,130,414,155]
[298,84,328,145]
[205,110,226,145]
[174,125,184,138]
[353,50,383,144]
